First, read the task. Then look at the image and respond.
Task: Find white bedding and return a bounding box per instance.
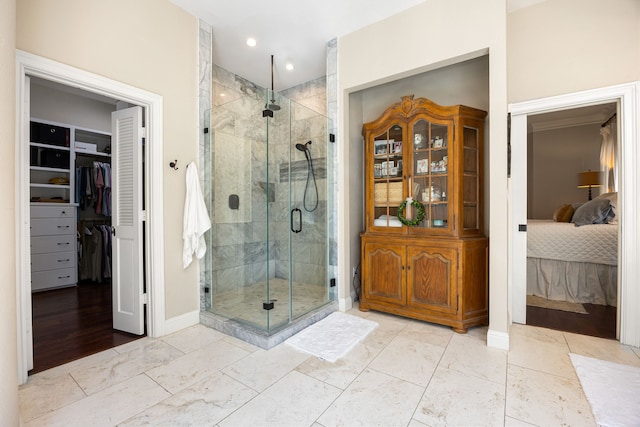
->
[527,220,618,266]
[527,220,618,306]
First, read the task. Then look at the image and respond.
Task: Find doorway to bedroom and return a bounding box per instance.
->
[523,103,619,339]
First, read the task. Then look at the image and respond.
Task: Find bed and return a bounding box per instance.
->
[527,194,619,307]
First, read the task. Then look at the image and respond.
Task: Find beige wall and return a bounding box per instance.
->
[1,0,19,422]
[508,0,640,102]
[16,0,200,319]
[337,0,509,337]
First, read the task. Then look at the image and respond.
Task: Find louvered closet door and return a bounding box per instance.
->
[111,106,144,335]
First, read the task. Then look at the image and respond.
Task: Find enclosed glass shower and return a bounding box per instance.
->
[202,83,335,341]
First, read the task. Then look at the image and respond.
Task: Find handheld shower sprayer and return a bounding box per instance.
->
[295,141,312,157]
[295,141,318,212]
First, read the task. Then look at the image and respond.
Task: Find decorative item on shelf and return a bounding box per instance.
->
[374,182,403,205]
[397,197,425,226]
[414,134,427,150]
[374,164,382,178]
[430,159,447,173]
[381,160,395,176]
[416,159,429,174]
[48,177,69,185]
[374,140,388,155]
[75,141,97,153]
[392,141,403,154]
[431,136,444,148]
[430,184,442,202]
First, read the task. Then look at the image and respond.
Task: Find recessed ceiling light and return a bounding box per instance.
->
[246,38,256,47]
[285,63,294,71]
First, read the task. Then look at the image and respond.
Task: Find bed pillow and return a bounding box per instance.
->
[595,192,618,224]
[571,198,614,227]
[552,204,575,222]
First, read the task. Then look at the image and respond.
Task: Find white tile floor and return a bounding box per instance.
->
[19,307,640,427]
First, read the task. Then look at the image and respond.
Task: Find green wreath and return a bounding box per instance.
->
[397,198,425,226]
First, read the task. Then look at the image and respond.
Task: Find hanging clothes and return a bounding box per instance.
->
[76,162,112,216]
[183,162,211,268]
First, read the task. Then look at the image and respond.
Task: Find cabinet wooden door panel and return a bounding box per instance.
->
[407,247,457,314]
[363,243,405,305]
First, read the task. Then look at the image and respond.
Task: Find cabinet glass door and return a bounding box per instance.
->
[463,126,480,231]
[371,124,404,228]
[411,119,449,230]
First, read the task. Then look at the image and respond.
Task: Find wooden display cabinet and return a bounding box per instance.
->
[360,95,488,332]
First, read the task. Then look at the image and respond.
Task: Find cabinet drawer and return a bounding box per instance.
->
[31,235,76,254]
[32,251,76,271]
[31,218,75,236]
[31,268,76,291]
[31,205,75,218]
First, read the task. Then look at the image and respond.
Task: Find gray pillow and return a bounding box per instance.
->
[571,198,614,227]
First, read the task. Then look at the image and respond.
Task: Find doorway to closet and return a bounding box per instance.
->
[16,51,166,385]
[27,77,145,374]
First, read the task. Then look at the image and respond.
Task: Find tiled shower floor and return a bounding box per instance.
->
[210,278,329,331]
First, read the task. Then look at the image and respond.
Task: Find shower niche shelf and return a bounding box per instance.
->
[360,95,488,333]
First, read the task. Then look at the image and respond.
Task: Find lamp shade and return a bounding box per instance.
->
[577,170,602,188]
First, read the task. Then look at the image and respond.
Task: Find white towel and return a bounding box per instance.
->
[183,162,211,268]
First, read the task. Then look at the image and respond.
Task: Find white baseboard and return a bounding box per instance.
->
[487,328,510,350]
[339,296,354,312]
[163,310,200,335]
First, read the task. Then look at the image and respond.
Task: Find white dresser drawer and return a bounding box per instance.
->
[31,205,75,219]
[31,268,76,291]
[31,251,76,271]
[31,217,75,236]
[31,235,76,254]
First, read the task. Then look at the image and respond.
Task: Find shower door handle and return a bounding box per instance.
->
[291,208,302,233]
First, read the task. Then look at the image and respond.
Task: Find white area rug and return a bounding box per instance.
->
[285,312,378,362]
[570,353,640,426]
[527,295,588,314]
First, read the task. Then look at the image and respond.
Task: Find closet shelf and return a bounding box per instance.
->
[75,151,111,158]
[30,183,71,189]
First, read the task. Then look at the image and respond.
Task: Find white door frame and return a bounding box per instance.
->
[509,82,640,347]
[15,50,166,384]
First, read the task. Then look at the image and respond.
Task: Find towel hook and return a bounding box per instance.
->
[169,160,178,170]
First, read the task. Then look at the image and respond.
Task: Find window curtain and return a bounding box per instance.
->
[600,118,617,194]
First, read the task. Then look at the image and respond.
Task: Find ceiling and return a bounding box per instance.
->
[169,0,425,90]
[527,103,617,132]
[169,0,549,91]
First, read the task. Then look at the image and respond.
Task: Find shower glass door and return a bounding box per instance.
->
[206,83,333,334]
[265,94,332,331]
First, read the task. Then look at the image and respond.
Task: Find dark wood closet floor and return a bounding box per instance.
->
[30,282,144,375]
[526,303,616,339]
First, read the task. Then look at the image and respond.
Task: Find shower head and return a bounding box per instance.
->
[295,141,312,151]
[268,101,281,111]
[267,54,280,111]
